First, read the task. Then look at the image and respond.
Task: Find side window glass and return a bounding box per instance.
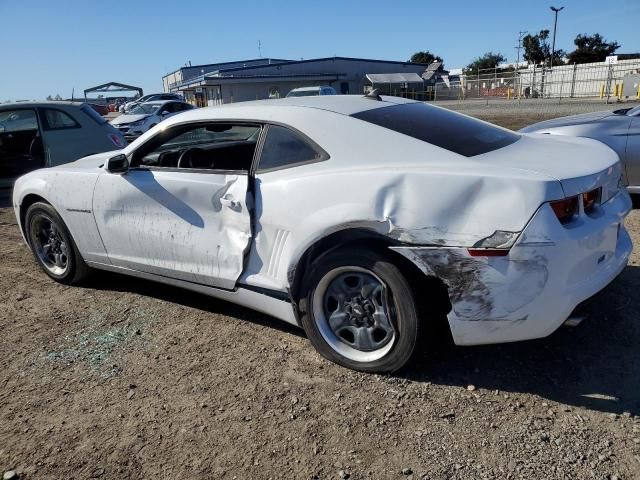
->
[132,123,261,171]
[258,125,324,171]
[41,109,80,130]
[0,109,38,133]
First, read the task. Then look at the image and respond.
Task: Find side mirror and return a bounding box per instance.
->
[161,111,171,116]
[106,154,129,174]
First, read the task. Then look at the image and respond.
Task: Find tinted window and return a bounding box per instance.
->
[41,108,80,130]
[133,123,260,171]
[0,109,38,132]
[352,102,519,157]
[258,125,325,171]
[81,104,107,124]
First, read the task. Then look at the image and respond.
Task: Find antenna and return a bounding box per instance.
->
[364,89,382,101]
[258,40,262,58]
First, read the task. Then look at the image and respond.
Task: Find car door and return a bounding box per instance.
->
[625,115,640,188]
[92,121,260,289]
[38,107,95,166]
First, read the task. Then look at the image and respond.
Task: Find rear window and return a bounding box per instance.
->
[352,102,519,157]
[81,104,107,124]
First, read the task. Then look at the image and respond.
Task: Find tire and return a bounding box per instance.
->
[299,247,421,373]
[24,201,90,284]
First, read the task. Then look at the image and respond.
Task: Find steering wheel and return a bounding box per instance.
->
[177,147,205,169]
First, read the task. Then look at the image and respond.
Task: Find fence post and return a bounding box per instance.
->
[570,63,577,98]
[605,63,613,104]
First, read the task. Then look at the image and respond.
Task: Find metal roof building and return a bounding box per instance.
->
[162,57,429,106]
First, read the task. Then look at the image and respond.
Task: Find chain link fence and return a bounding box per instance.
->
[398,58,640,103]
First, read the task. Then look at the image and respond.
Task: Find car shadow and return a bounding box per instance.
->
[83,270,304,338]
[85,262,640,415]
[404,265,640,416]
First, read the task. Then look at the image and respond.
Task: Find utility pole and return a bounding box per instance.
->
[258,40,262,58]
[550,6,564,69]
[515,30,527,66]
[514,31,527,100]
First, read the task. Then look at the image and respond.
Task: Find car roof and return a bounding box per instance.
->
[142,100,182,106]
[0,101,85,109]
[205,95,416,116]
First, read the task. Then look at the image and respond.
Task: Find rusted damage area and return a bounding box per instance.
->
[391,247,549,322]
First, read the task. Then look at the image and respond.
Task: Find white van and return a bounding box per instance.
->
[286,86,337,97]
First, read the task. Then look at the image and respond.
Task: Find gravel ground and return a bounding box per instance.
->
[1,113,640,479]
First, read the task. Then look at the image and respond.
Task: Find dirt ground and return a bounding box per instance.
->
[1,112,640,479]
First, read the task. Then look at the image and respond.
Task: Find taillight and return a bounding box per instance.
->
[550,196,578,224]
[109,134,124,148]
[582,188,601,213]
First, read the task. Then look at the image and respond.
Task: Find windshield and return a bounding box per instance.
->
[628,105,640,116]
[352,102,520,157]
[129,104,161,115]
[286,90,320,97]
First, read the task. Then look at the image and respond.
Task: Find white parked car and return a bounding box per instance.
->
[12,96,632,372]
[286,86,337,97]
[110,100,194,142]
[119,93,182,113]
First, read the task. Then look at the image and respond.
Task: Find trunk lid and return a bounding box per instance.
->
[481,134,622,200]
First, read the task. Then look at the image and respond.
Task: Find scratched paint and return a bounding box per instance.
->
[391,247,549,321]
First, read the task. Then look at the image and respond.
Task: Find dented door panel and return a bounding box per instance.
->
[92,169,251,289]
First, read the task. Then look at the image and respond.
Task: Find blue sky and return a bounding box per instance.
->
[0,0,638,101]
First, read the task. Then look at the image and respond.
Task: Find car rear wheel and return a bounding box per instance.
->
[299,248,421,373]
[25,202,90,284]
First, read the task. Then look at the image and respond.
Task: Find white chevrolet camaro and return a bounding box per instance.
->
[12,95,633,372]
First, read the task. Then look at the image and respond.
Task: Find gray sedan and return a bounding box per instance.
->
[0,102,126,191]
[521,105,640,193]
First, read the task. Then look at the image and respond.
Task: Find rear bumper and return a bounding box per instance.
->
[392,190,633,346]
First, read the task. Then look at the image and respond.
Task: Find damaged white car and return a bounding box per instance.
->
[12,95,632,372]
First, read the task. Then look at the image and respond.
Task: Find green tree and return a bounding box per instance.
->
[463,52,506,75]
[409,51,443,64]
[523,30,565,66]
[567,33,620,64]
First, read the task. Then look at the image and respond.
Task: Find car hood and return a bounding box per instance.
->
[520,111,614,132]
[482,134,622,198]
[111,114,148,126]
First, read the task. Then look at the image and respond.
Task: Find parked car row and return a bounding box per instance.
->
[8,95,635,373]
[110,100,194,142]
[119,93,183,114]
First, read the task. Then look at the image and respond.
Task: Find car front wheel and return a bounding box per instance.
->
[25,202,90,284]
[299,247,421,373]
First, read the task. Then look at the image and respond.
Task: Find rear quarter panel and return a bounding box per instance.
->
[240,111,564,291]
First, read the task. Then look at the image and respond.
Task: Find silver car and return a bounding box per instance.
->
[0,102,125,191]
[521,105,640,193]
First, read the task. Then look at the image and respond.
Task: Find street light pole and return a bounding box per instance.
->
[550,6,564,69]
